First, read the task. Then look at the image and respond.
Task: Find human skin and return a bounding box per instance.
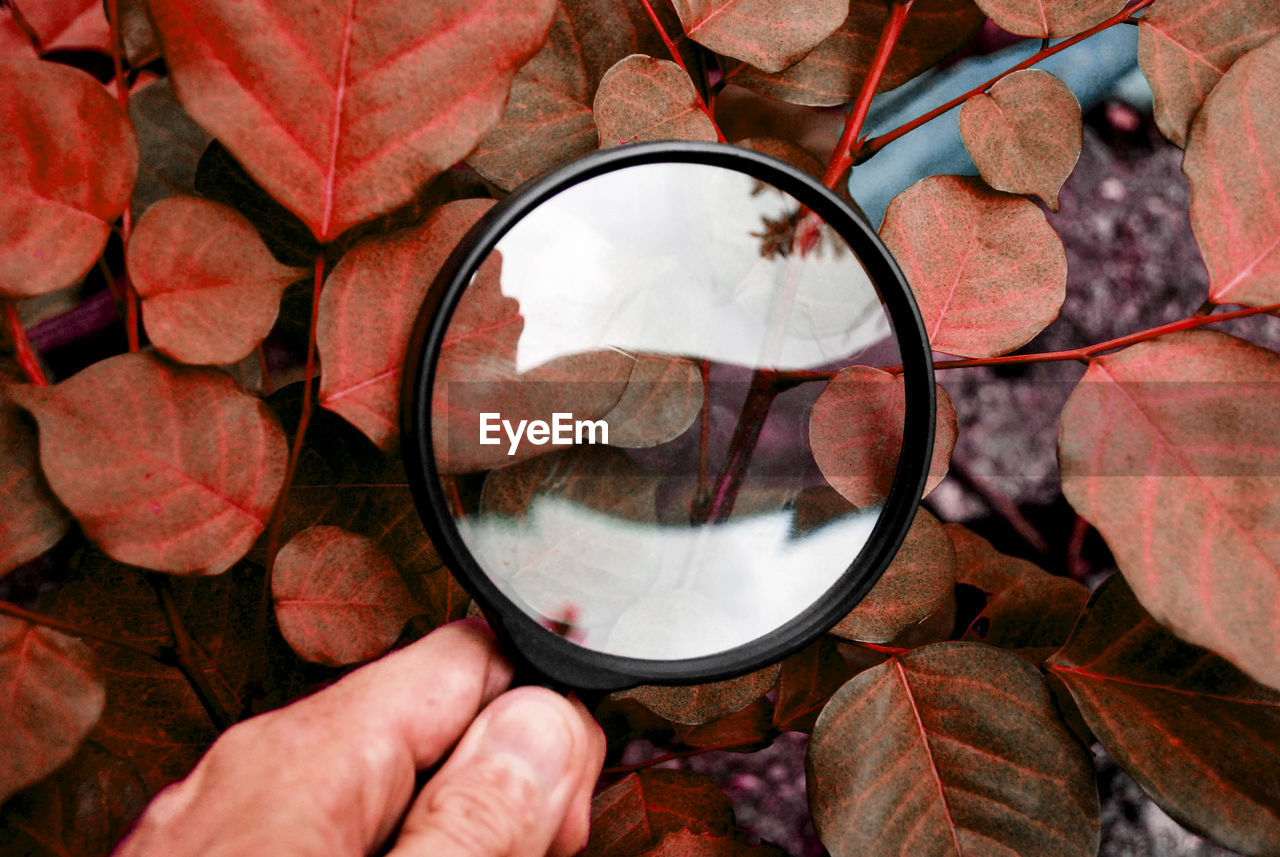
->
[113,620,606,857]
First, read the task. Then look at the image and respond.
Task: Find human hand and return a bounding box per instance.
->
[113,619,606,857]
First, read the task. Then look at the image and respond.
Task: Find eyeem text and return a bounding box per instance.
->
[479,412,609,456]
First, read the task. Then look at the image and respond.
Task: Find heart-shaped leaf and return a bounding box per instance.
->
[831,507,957,643]
[587,769,736,857]
[0,377,70,578]
[594,55,718,147]
[879,175,1067,358]
[972,0,1124,38]
[735,0,984,107]
[809,366,957,507]
[317,198,495,450]
[618,664,780,725]
[9,0,108,52]
[129,196,307,365]
[1047,574,1280,854]
[0,618,105,804]
[10,352,287,575]
[958,69,1081,211]
[148,0,556,241]
[670,0,846,74]
[1138,0,1280,147]
[1059,330,1280,690]
[0,59,137,298]
[1183,36,1280,307]
[273,525,420,666]
[808,642,1099,857]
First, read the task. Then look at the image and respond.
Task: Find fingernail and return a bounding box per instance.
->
[477,694,574,789]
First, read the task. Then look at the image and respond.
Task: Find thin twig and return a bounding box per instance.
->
[0,600,173,661]
[3,300,48,386]
[637,0,727,142]
[148,575,236,731]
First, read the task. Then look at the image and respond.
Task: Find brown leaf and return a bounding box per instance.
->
[148,0,556,241]
[945,522,1047,595]
[1183,36,1280,307]
[318,198,495,450]
[1138,0,1280,147]
[808,643,1099,857]
[674,695,775,751]
[958,69,1081,211]
[880,175,1067,358]
[0,378,70,578]
[10,352,287,575]
[1048,574,1280,854]
[273,526,420,666]
[587,769,736,857]
[671,0,846,74]
[735,0,985,106]
[808,366,957,507]
[0,59,137,299]
[641,830,787,857]
[1059,330,1280,691]
[129,78,214,214]
[973,0,1125,37]
[618,664,780,726]
[601,355,702,449]
[480,446,661,522]
[115,0,161,66]
[830,507,957,644]
[773,635,865,733]
[594,55,718,147]
[129,196,306,365]
[9,0,108,52]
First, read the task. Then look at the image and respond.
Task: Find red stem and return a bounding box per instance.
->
[857,0,1156,162]
[849,640,911,656]
[694,372,778,523]
[637,0,727,142]
[4,301,48,386]
[823,0,914,188]
[105,0,140,352]
[0,600,172,661]
[255,345,275,394]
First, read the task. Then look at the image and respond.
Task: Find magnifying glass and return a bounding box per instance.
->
[402,141,934,692]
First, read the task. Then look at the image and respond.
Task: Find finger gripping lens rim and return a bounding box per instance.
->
[402,141,935,692]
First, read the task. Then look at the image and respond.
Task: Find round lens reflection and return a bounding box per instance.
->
[431,160,905,660]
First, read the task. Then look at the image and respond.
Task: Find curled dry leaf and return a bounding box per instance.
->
[807,643,1099,857]
[736,0,985,107]
[830,507,957,644]
[129,196,306,365]
[9,0,108,52]
[149,0,555,241]
[880,175,1067,358]
[1183,36,1280,308]
[0,59,137,299]
[594,55,718,147]
[0,617,106,804]
[0,376,70,578]
[273,526,420,667]
[317,198,495,450]
[10,352,287,575]
[1138,0,1280,147]
[1059,330,1280,691]
[808,366,957,507]
[972,0,1125,38]
[617,664,780,726]
[958,69,1081,211]
[1047,575,1280,854]
[670,0,846,74]
[587,769,736,857]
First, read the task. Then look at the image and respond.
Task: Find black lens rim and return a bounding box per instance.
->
[402,141,935,691]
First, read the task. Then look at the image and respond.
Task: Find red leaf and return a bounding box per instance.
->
[273,525,420,666]
[0,59,137,299]
[129,196,307,365]
[594,55,718,147]
[830,507,957,644]
[587,769,736,857]
[735,0,985,107]
[879,175,1067,358]
[0,377,69,578]
[1138,0,1280,147]
[671,0,846,74]
[773,635,864,733]
[148,0,556,241]
[617,664,780,726]
[1183,36,1280,307]
[9,0,109,52]
[807,643,1099,857]
[972,0,1125,38]
[1059,330,1280,690]
[641,830,787,857]
[0,618,105,803]
[1048,575,1280,853]
[808,366,957,507]
[674,696,775,751]
[0,8,37,59]
[318,198,495,450]
[10,353,287,575]
[958,69,1081,211]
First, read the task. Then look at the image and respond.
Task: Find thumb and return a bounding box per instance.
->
[388,687,604,857]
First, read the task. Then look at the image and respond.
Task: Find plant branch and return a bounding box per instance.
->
[148,574,236,731]
[847,639,911,656]
[823,0,914,188]
[696,358,711,505]
[855,0,1156,163]
[693,371,779,523]
[4,300,48,386]
[637,0,727,142]
[0,600,173,661]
